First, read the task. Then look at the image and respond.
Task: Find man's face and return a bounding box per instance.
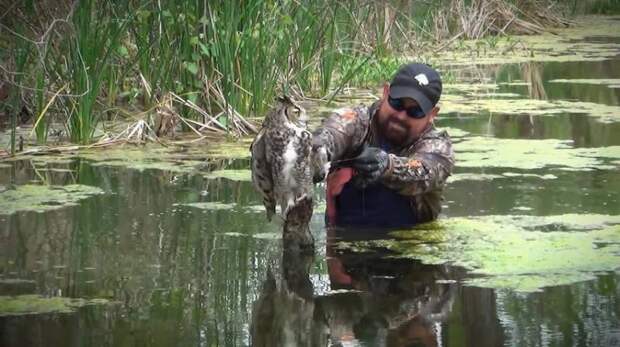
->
[376,87,438,147]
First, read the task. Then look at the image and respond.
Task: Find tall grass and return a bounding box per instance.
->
[2,0,420,145]
[65,0,126,144]
[0,0,579,146]
[33,62,47,144]
[9,24,31,154]
[572,0,620,14]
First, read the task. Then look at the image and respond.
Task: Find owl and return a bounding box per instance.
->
[250,95,313,224]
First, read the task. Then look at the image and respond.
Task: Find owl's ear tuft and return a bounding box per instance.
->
[277,95,294,105]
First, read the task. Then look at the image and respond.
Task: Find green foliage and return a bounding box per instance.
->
[0,295,109,316]
[344,56,408,87]
[483,34,501,49]
[337,216,620,292]
[0,184,104,215]
[33,65,47,144]
[65,0,127,144]
[2,0,577,145]
[571,0,620,14]
[9,24,31,155]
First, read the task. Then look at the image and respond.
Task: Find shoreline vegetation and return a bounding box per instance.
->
[0,0,619,158]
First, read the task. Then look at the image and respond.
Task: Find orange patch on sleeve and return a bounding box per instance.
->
[406,159,422,168]
[340,109,357,121]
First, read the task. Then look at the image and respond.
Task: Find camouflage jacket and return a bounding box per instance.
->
[312,101,454,223]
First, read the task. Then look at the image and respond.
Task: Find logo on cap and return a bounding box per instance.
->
[414,73,429,86]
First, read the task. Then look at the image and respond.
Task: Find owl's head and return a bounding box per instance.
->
[275,95,307,125]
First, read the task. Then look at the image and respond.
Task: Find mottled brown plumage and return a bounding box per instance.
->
[250,96,314,228]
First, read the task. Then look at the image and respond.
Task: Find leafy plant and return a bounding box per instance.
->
[2,0,564,146]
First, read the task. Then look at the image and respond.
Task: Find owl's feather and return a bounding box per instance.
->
[250,129,276,221]
[250,96,313,224]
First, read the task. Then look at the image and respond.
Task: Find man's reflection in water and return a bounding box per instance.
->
[251,227,460,347]
[321,226,458,346]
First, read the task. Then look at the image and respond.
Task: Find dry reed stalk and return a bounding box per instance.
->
[436,0,571,42]
[206,83,258,136]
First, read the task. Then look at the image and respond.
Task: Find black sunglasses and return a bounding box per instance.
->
[388,96,426,119]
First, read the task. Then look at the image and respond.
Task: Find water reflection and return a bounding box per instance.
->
[442,57,620,146]
[497,59,620,106]
[251,227,507,346]
[1,55,620,347]
[323,228,458,346]
[522,62,547,100]
[251,250,328,346]
[1,160,275,346]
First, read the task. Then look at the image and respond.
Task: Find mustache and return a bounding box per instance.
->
[387,117,409,130]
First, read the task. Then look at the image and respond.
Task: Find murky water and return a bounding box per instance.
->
[2,50,620,346]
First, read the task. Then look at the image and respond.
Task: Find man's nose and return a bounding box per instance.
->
[393,110,409,121]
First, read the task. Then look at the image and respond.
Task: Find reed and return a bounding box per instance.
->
[33,63,47,144]
[65,0,127,144]
[9,24,32,155]
[0,0,579,145]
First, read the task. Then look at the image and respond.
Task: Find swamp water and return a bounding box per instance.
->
[2,41,620,347]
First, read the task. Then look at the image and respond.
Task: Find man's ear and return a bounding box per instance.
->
[382,83,390,99]
[429,106,440,122]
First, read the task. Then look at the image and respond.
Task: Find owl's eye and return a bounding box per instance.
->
[286,106,300,118]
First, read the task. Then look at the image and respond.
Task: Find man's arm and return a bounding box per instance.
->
[311,106,371,181]
[381,134,454,196]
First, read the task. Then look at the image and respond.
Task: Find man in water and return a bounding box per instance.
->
[312,62,454,228]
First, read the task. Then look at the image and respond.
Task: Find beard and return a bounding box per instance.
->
[377,115,410,146]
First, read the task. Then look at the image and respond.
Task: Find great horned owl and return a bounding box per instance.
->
[250,95,313,224]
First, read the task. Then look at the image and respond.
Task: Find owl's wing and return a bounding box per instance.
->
[300,129,314,189]
[250,129,276,221]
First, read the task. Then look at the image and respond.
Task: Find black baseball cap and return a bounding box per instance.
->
[389,63,442,115]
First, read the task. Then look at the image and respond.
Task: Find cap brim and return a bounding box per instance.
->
[389,86,433,115]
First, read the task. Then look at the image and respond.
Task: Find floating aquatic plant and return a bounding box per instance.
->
[337,215,620,292]
[176,202,237,210]
[548,78,620,86]
[203,170,252,182]
[0,184,104,215]
[0,295,109,316]
[455,136,620,170]
[441,95,620,123]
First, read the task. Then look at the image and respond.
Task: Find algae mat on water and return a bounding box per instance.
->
[0,295,109,316]
[175,201,237,210]
[203,169,252,181]
[4,139,252,174]
[448,172,557,183]
[440,94,620,123]
[76,146,204,173]
[434,16,620,66]
[548,78,620,87]
[455,136,620,170]
[0,184,104,215]
[336,215,620,292]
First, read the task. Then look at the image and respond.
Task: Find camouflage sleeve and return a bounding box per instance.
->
[381,134,454,196]
[311,106,371,181]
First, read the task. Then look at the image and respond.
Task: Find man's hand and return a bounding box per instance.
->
[311,140,329,183]
[350,146,390,187]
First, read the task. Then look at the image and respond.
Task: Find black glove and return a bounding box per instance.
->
[350,146,389,187]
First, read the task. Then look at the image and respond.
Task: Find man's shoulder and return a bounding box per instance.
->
[320,103,374,143]
[410,126,454,161]
[329,104,372,124]
[421,126,452,142]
